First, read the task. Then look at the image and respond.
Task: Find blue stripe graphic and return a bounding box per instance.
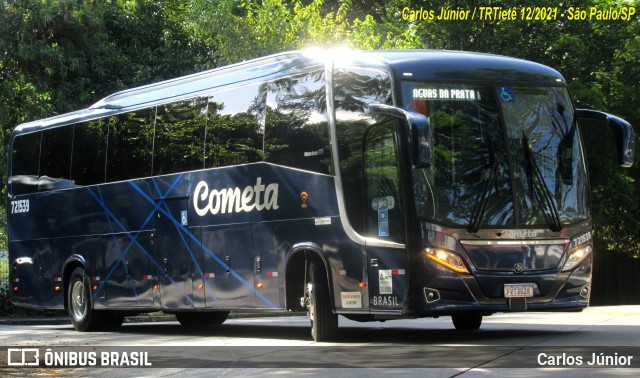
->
[88,174,195,305]
[87,173,275,308]
[128,179,276,308]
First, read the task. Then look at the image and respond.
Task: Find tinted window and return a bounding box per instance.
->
[12,127,77,193]
[502,87,587,226]
[265,70,332,174]
[40,126,73,180]
[205,84,265,168]
[38,126,76,192]
[404,83,513,227]
[72,120,108,186]
[334,67,392,234]
[10,132,42,194]
[11,132,41,177]
[106,109,155,182]
[154,98,207,175]
[364,121,404,243]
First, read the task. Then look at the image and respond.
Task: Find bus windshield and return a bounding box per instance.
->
[402,82,589,229]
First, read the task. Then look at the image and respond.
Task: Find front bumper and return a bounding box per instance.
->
[406,253,591,317]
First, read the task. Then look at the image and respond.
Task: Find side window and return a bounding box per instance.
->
[334,67,393,234]
[364,121,404,243]
[10,132,42,195]
[39,126,74,191]
[40,126,73,179]
[72,120,108,186]
[106,109,155,182]
[264,70,332,174]
[154,98,207,175]
[205,83,265,168]
[12,127,77,193]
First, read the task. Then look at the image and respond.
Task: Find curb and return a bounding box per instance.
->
[0,312,306,326]
[0,317,71,326]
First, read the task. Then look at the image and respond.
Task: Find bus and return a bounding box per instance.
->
[7,49,635,341]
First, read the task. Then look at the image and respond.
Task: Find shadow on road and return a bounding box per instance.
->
[108,319,568,345]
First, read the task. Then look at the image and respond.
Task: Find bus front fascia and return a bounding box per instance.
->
[368,104,433,168]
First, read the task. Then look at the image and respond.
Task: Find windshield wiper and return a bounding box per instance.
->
[521,132,562,232]
[468,139,500,233]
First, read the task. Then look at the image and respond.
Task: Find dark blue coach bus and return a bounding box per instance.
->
[7,49,635,341]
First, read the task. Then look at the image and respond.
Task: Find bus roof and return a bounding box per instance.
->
[363,50,565,84]
[12,49,565,135]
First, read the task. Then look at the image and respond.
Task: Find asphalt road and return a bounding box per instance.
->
[1,306,640,377]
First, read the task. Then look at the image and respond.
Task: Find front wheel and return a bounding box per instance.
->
[306,260,338,342]
[451,313,483,330]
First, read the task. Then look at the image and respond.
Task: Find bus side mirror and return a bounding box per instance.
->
[368,104,433,168]
[576,109,635,167]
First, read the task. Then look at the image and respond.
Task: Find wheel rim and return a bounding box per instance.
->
[307,282,315,323]
[70,280,87,322]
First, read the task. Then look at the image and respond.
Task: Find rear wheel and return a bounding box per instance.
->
[306,260,338,342]
[68,267,121,331]
[176,312,229,327]
[451,313,483,330]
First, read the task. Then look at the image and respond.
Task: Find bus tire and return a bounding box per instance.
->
[176,311,229,327]
[451,313,483,330]
[307,260,338,342]
[68,267,103,332]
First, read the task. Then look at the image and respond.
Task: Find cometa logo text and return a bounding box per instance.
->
[193,178,279,216]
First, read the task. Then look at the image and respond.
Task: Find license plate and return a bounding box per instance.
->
[504,284,534,298]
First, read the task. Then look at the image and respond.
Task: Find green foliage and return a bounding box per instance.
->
[0,0,639,263]
[0,0,213,233]
[191,0,639,256]
[0,0,212,122]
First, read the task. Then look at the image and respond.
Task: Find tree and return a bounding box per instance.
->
[1,0,638,256]
[0,0,216,255]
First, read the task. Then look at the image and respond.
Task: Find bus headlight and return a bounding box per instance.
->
[562,245,592,271]
[422,248,469,274]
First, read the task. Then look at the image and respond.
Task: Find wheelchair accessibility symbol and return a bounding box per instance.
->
[499,86,515,103]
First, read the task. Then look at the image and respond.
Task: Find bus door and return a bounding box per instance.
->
[154,197,194,309]
[364,121,406,312]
